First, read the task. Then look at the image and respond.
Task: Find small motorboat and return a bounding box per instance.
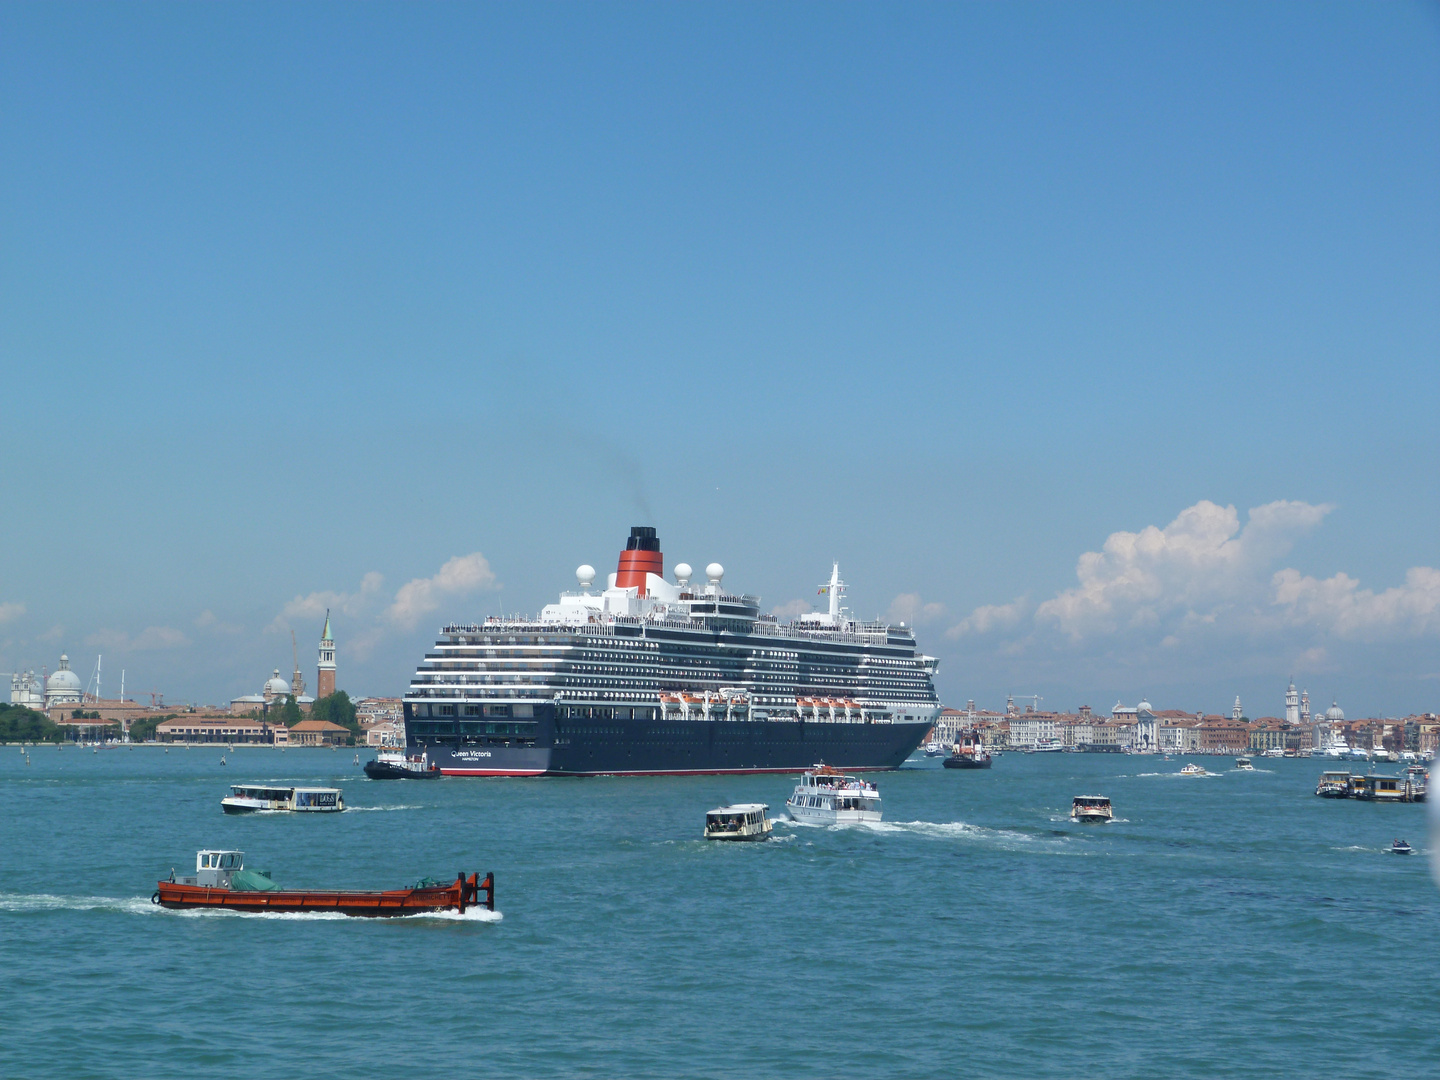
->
[703,803,773,841]
[1071,795,1113,823]
[1179,763,1208,777]
[1234,756,1254,771]
[154,850,493,916]
[364,750,442,779]
[1390,839,1413,855]
[922,741,945,758]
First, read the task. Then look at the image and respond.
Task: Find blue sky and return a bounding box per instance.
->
[2,2,1437,718]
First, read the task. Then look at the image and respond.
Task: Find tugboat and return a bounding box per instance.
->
[153,850,493,916]
[1389,839,1413,855]
[943,731,992,770]
[703,804,773,841]
[364,750,442,780]
[785,764,882,824]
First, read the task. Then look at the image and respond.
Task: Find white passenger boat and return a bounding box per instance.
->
[785,765,881,824]
[703,803,773,841]
[1027,739,1065,753]
[221,785,345,814]
[1071,795,1113,823]
[1262,747,1286,758]
[1235,756,1254,771]
[1179,763,1209,777]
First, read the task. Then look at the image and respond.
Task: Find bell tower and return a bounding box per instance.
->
[317,611,336,699]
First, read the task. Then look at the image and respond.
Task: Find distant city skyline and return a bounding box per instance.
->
[1,4,1436,713]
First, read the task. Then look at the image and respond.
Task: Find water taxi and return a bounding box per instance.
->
[1315,771,1351,797]
[785,764,882,824]
[1027,738,1066,753]
[1071,795,1113,823]
[1179,763,1208,777]
[153,850,493,916]
[220,785,345,814]
[922,740,946,757]
[1235,756,1254,771]
[703,803,773,841]
[363,750,441,780]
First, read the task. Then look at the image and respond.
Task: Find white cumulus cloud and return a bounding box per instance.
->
[1273,565,1440,640]
[771,599,813,619]
[1033,499,1331,640]
[270,571,386,632]
[0,601,24,624]
[387,553,498,631]
[947,597,1030,639]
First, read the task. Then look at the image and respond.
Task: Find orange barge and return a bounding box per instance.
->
[153,850,493,917]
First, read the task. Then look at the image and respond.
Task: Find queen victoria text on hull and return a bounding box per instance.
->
[403,527,941,776]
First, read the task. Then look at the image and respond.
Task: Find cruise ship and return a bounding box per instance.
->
[402,527,941,776]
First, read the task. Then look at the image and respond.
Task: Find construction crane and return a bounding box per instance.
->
[1015,694,1043,713]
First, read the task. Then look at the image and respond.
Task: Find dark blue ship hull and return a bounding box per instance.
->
[407,707,930,776]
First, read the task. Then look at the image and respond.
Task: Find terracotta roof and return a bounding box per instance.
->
[288,719,350,733]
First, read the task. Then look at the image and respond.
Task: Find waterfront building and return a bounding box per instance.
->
[9,670,45,711]
[1009,712,1060,748]
[317,612,336,700]
[1134,700,1158,753]
[154,715,282,743]
[287,718,350,746]
[44,655,84,710]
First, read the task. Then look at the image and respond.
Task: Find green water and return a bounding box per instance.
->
[1,746,1435,1078]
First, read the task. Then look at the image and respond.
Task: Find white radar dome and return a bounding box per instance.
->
[576,565,596,589]
[673,563,693,586]
[705,563,724,585]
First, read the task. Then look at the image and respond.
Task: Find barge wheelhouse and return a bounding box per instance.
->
[402,528,941,776]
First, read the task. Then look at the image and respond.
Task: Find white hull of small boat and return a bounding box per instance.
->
[785,801,882,825]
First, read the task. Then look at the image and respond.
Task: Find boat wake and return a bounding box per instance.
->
[779,817,1050,846]
[0,893,160,916]
[0,893,502,922]
[346,805,423,812]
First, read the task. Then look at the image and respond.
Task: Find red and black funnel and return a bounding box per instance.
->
[615,526,662,596]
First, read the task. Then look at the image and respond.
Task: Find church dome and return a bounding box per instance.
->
[1325,701,1344,722]
[47,655,83,693]
[264,670,291,696]
[1137,699,1152,712]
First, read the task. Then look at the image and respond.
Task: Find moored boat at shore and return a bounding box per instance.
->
[153,850,493,916]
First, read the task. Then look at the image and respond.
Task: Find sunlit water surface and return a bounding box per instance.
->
[1,747,1435,1078]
